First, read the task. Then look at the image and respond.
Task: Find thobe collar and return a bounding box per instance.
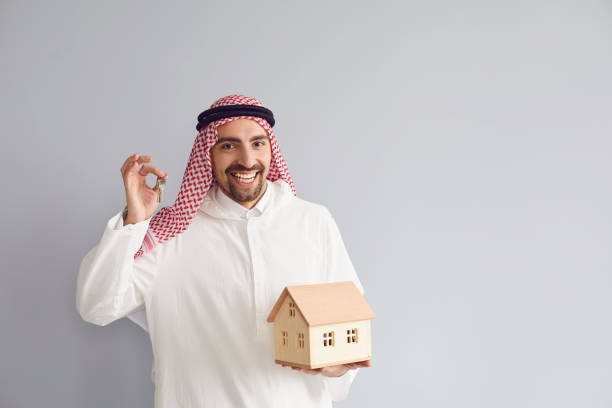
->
[214,180,272,220]
[199,179,293,221]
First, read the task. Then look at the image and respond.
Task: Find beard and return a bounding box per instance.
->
[228,171,266,202]
[223,163,267,203]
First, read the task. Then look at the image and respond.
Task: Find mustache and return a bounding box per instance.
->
[225,164,265,173]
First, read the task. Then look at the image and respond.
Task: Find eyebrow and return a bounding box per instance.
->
[216,135,269,144]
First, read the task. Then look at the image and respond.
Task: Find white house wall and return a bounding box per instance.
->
[309,320,371,368]
[273,296,310,366]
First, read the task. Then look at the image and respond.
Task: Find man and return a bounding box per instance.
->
[76,94,370,407]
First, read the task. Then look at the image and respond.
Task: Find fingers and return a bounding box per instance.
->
[347,360,371,369]
[280,364,318,374]
[138,163,167,179]
[298,367,321,375]
[120,154,168,181]
[281,360,370,376]
[121,153,153,177]
[121,153,137,177]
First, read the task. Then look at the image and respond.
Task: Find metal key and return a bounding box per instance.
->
[156,178,166,203]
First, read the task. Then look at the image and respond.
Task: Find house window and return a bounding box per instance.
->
[281,331,288,347]
[323,331,335,347]
[296,332,305,349]
[288,301,296,318]
[346,328,359,343]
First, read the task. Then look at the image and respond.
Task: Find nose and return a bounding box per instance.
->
[237,146,258,169]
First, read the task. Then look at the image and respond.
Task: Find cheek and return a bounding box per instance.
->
[259,150,272,168]
[211,152,230,177]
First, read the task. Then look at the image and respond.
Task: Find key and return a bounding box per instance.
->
[156,178,166,203]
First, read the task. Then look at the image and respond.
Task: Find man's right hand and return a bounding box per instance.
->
[120,153,167,225]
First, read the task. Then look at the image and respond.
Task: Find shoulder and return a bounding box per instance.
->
[270,180,332,220]
[287,195,329,217]
[279,193,335,226]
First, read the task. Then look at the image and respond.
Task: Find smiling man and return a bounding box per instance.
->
[76,94,369,407]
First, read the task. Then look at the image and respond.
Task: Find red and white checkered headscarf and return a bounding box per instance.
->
[133,94,296,259]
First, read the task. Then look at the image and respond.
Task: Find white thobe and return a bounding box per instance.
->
[76,179,364,407]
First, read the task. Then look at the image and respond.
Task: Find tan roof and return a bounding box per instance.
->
[266,281,376,326]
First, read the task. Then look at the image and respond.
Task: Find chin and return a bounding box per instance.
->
[231,181,265,203]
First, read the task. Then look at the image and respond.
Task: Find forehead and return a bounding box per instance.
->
[217,118,268,138]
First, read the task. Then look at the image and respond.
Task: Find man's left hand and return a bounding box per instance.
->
[281,360,371,377]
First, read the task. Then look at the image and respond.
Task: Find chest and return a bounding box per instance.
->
[150,215,327,313]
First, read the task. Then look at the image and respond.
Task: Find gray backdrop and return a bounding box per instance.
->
[1,0,611,407]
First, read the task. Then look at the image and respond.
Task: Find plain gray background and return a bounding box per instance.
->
[1,0,611,406]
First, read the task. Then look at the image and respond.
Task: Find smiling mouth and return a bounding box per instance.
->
[229,171,259,184]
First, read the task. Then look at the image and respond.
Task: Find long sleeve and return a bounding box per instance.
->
[325,369,360,402]
[76,209,158,326]
[322,207,366,402]
[114,213,153,330]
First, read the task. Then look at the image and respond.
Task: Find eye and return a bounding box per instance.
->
[220,143,234,150]
[254,141,266,147]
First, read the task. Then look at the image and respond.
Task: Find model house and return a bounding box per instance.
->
[266,281,375,369]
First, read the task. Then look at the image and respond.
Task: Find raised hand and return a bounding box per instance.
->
[120,153,167,225]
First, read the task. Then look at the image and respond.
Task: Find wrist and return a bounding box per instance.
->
[122,206,148,225]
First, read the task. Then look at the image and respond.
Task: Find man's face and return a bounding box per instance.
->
[210,119,272,208]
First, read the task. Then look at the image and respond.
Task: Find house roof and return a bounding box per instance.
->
[266,281,376,326]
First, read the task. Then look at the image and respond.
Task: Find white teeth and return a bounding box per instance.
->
[231,172,257,181]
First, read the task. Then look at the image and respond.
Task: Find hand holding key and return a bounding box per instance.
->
[120,153,167,225]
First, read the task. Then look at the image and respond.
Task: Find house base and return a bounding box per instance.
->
[275,357,371,370]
